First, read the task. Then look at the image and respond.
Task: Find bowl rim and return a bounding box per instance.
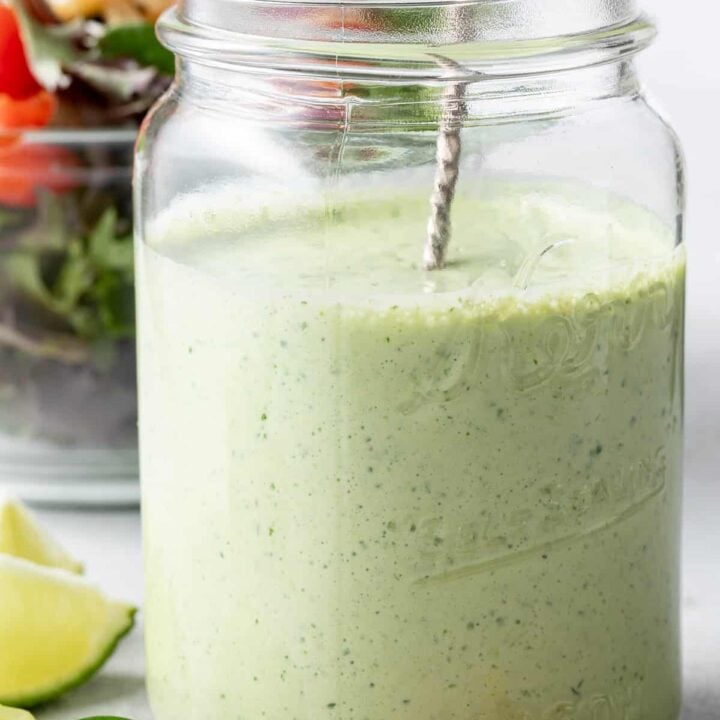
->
[4,127,139,145]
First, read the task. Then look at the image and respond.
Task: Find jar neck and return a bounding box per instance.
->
[158,1,655,84]
[176,0,643,45]
[175,58,641,128]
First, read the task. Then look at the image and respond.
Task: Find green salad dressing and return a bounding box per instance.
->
[138,184,683,720]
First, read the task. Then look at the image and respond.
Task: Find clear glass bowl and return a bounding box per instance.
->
[0,128,138,506]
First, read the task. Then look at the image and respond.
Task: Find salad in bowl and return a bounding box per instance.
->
[0,0,173,504]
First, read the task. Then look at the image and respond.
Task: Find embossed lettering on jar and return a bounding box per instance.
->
[134,1,685,719]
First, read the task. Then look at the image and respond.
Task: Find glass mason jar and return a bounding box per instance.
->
[0,128,138,506]
[135,1,685,718]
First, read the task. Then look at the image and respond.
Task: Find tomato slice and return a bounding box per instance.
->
[0,141,79,207]
[0,91,57,134]
[0,6,43,100]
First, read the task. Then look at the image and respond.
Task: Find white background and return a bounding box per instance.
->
[639,1,720,715]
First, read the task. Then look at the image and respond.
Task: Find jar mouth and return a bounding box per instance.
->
[159,0,656,80]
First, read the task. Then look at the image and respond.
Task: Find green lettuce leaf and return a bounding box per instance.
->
[2,199,134,343]
[99,23,174,76]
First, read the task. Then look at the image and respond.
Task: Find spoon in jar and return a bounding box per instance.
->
[424,55,470,271]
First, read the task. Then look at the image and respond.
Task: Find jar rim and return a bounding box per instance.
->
[159,0,655,80]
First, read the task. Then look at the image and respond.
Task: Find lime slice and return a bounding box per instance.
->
[0,706,34,720]
[0,499,82,573]
[0,555,136,708]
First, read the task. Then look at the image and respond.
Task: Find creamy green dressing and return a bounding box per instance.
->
[137,183,683,720]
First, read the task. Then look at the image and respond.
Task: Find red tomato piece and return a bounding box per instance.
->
[0,6,43,100]
[0,141,79,207]
[0,90,57,133]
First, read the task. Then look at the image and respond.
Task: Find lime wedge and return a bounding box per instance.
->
[0,499,82,573]
[0,555,136,708]
[0,706,34,720]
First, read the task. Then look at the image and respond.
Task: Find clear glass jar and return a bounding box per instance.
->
[0,128,139,506]
[136,1,685,718]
